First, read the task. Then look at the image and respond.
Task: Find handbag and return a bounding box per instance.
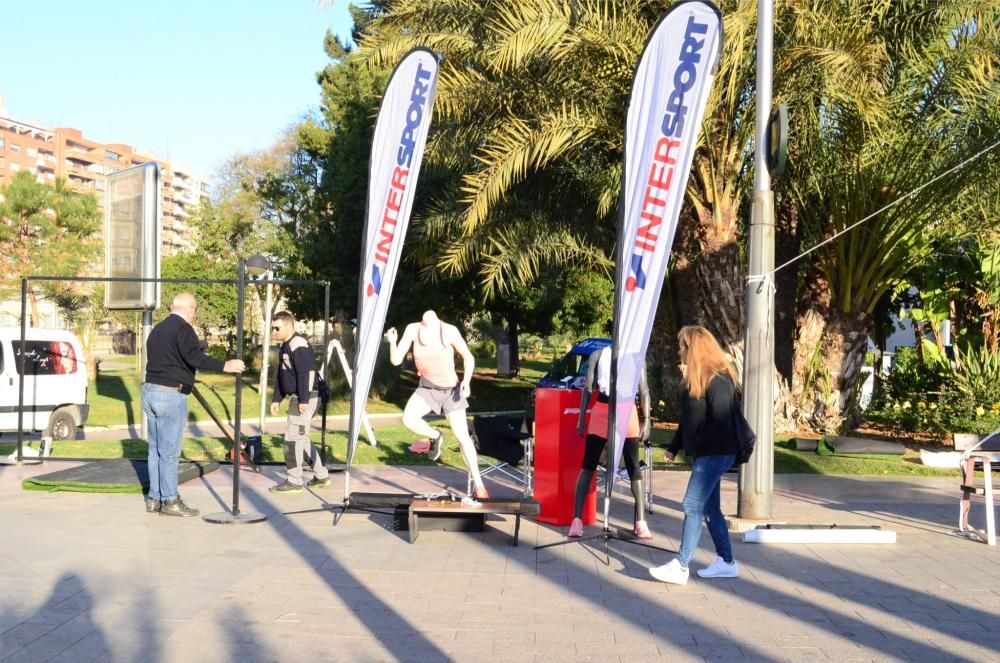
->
[731,399,757,464]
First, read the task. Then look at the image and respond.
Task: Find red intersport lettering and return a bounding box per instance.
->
[374,166,410,265]
[391,166,408,190]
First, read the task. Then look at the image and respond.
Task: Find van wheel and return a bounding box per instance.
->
[46,409,77,440]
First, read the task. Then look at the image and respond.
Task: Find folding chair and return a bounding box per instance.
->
[468,414,533,499]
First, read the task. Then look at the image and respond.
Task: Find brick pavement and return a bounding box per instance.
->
[0,460,997,662]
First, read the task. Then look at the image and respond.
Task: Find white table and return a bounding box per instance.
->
[960,449,999,546]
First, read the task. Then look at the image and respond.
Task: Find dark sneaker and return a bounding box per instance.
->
[428,432,444,462]
[159,497,199,518]
[307,477,331,488]
[145,498,161,513]
[269,480,304,494]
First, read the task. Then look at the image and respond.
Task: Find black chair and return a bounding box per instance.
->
[468,415,533,499]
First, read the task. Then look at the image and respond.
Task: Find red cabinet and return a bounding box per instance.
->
[533,388,596,526]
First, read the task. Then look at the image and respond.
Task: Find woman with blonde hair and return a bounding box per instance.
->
[650,325,740,585]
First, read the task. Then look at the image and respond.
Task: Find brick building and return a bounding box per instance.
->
[0,98,209,256]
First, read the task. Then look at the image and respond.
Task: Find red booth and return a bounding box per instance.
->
[533,388,596,526]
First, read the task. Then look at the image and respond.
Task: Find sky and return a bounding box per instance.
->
[0,0,356,182]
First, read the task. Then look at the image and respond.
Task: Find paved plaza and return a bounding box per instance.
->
[0,460,998,662]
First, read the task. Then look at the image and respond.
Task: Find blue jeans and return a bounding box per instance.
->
[141,383,188,502]
[677,454,736,567]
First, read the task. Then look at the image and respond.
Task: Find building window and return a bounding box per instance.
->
[105,150,119,161]
[27,147,37,157]
[10,143,20,153]
[0,137,4,149]
[10,162,19,171]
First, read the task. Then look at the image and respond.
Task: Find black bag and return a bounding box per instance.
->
[317,378,330,405]
[731,400,756,464]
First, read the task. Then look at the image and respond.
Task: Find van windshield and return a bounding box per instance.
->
[14,341,78,375]
[546,352,592,385]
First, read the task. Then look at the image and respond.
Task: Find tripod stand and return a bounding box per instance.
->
[535,520,674,565]
[534,477,674,564]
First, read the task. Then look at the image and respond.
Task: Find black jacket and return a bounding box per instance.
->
[273,333,318,404]
[145,314,225,392]
[668,373,740,459]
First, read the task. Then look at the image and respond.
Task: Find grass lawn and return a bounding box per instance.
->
[17,354,968,478]
[3,421,970,479]
[86,358,552,428]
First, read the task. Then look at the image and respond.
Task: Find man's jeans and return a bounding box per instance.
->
[283,395,329,486]
[677,453,736,567]
[141,383,188,502]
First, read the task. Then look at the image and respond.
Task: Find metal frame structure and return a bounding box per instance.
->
[7,271,330,524]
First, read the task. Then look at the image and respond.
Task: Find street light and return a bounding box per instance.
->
[245,254,271,278]
[203,257,267,524]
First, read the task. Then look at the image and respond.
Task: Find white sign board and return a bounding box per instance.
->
[105,163,160,310]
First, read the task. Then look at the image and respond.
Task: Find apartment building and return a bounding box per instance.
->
[0,103,209,256]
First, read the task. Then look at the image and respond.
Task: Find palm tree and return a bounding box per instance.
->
[788,1,1000,430]
[352,0,999,433]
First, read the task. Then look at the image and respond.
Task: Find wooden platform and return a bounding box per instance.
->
[408,498,541,546]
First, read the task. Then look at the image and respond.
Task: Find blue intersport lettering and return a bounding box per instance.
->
[626,15,709,293]
[368,59,434,297]
[660,16,708,138]
[396,62,433,168]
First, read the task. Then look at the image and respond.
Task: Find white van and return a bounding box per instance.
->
[0,328,89,439]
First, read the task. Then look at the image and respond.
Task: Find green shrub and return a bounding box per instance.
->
[206,344,229,363]
[866,343,1000,435]
[472,338,496,359]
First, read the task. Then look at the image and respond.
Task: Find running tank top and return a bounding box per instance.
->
[594,346,611,396]
[587,346,640,437]
[412,324,458,388]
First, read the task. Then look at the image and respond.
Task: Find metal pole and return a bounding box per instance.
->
[140,309,152,440]
[16,278,28,463]
[232,259,246,516]
[258,271,273,436]
[322,282,330,459]
[738,0,775,519]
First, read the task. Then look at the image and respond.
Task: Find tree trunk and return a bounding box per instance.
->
[792,305,870,432]
[492,315,519,378]
[28,288,40,327]
[507,320,520,377]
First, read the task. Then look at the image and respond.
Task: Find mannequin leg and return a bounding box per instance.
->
[401,392,438,439]
[631,478,647,522]
[446,409,487,496]
[574,469,595,519]
[623,437,650,537]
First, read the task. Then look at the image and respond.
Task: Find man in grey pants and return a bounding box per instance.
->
[268,311,330,493]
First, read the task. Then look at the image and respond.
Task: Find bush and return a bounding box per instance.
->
[206,344,229,363]
[866,343,1000,436]
[472,338,496,359]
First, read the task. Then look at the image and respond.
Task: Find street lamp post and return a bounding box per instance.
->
[203,257,267,525]
[738,0,776,519]
[245,254,273,437]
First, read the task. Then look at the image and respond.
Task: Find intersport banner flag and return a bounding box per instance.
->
[347,48,440,495]
[606,2,722,508]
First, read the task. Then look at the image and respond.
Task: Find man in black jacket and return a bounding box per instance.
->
[142,292,245,517]
[268,311,330,493]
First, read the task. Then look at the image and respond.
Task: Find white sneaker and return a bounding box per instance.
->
[428,432,444,461]
[696,556,739,578]
[649,558,689,585]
